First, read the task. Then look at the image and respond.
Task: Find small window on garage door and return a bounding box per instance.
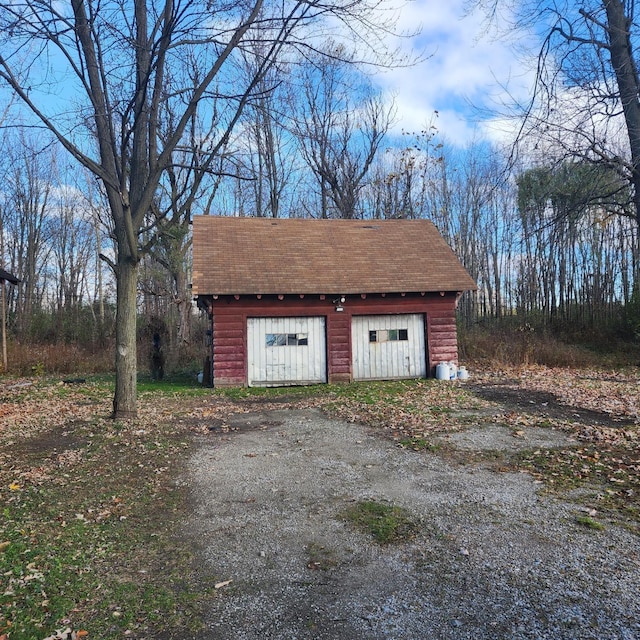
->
[248,317,327,386]
[352,314,426,381]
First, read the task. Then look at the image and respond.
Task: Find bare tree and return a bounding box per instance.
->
[515,161,637,325]
[0,0,405,416]
[3,134,55,337]
[293,53,395,218]
[364,125,441,219]
[234,50,298,218]
[477,1,640,228]
[49,178,95,338]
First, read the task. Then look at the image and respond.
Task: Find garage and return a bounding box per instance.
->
[247,316,327,387]
[192,217,476,387]
[352,314,427,381]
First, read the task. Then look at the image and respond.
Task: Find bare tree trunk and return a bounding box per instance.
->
[604,0,640,229]
[113,256,138,419]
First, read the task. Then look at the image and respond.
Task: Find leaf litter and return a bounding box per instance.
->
[1,366,639,638]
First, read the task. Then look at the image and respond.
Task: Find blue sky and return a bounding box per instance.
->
[376,0,537,146]
[0,0,536,151]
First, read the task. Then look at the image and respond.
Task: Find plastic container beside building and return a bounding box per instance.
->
[436,362,469,381]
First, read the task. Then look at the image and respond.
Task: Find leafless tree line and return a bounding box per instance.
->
[2,93,638,350]
[2,0,638,414]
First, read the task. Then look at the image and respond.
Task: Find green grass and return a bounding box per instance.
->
[217,383,327,400]
[0,398,213,639]
[342,500,419,544]
[398,436,440,452]
[575,515,605,531]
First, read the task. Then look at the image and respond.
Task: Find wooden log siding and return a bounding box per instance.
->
[427,306,459,371]
[206,292,461,386]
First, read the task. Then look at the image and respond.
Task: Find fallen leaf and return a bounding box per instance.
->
[215,579,233,589]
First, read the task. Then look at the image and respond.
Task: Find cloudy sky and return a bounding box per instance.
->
[375,0,538,146]
[0,0,538,151]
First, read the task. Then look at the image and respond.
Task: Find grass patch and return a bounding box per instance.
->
[515,444,640,529]
[321,379,489,444]
[137,374,210,397]
[305,543,338,571]
[575,515,605,531]
[342,500,419,544]
[217,383,327,401]
[397,436,440,452]
[0,381,214,640]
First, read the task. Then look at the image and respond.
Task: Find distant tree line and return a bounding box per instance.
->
[1,54,639,370]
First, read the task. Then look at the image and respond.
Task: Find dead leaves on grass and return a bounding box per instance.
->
[477,365,639,423]
[0,379,111,441]
[324,381,491,442]
[476,366,639,527]
[0,381,201,639]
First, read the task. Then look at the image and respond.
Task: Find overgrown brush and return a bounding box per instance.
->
[5,342,114,376]
[459,324,640,368]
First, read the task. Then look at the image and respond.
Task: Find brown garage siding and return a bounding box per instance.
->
[427,305,459,371]
[211,309,246,386]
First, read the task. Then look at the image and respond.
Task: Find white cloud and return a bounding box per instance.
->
[375,0,538,146]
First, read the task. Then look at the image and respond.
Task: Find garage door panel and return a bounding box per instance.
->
[248,317,327,386]
[352,314,426,381]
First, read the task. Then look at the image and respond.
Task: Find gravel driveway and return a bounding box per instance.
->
[188,408,640,640]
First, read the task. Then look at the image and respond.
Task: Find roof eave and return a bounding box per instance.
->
[196,287,476,298]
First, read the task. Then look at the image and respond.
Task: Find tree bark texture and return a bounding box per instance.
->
[602,1,640,227]
[112,256,139,419]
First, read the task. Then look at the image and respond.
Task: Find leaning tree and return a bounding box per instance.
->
[0,0,405,417]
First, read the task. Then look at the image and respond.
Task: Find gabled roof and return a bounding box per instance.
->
[191,216,477,297]
[0,268,19,285]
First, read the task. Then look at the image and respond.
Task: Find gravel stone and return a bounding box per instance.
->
[187,408,640,639]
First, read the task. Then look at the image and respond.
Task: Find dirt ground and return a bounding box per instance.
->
[469,380,638,428]
[186,384,640,640]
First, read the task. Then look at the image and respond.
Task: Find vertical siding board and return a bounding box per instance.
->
[352,314,426,380]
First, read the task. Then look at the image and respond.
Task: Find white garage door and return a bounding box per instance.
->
[352,314,427,381]
[247,317,327,387]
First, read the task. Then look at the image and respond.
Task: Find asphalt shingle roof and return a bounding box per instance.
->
[192,216,477,296]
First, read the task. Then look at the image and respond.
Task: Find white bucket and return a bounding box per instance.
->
[436,362,450,380]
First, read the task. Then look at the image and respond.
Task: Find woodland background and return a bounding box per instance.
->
[1,43,639,377]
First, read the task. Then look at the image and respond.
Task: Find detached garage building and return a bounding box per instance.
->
[192,216,476,387]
